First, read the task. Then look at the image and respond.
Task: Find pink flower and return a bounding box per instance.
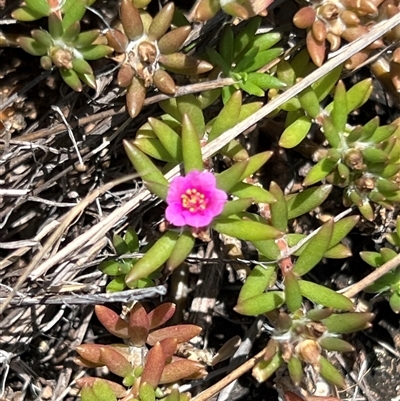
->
[166,170,228,228]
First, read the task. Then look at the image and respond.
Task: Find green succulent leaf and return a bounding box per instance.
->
[75,29,100,48]
[99,260,121,276]
[322,116,340,148]
[139,382,155,401]
[252,32,282,52]
[80,386,99,401]
[389,291,400,313]
[205,46,230,75]
[243,48,283,73]
[106,276,126,292]
[134,137,175,162]
[319,356,346,388]
[123,140,169,190]
[181,114,203,173]
[79,45,113,60]
[303,157,337,186]
[362,147,388,164]
[148,117,182,161]
[322,312,374,333]
[125,231,179,285]
[313,64,343,101]
[329,216,359,248]
[233,17,261,59]
[246,72,285,90]
[92,379,118,401]
[17,37,48,56]
[331,80,348,132]
[279,115,312,148]
[220,25,234,66]
[62,0,87,31]
[286,185,332,220]
[252,239,280,260]
[216,161,248,192]
[292,220,334,276]
[346,78,372,113]
[238,264,276,303]
[252,352,283,383]
[59,67,82,92]
[298,86,320,119]
[220,198,254,217]
[284,270,303,313]
[235,291,285,315]
[209,90,242,142]
[239,151,273,181]
[166,229,195,271]
[238,79,265,97]
[124,227,139,252]
[323,243,352,258]
[230,182,276,203]
[177,95,205,139]
[268,182,288,231]
[113,234,128,255]
[12,6,47,21]
[213,218,281,241]
[298,280,354,310]
[233,47,259,73]
[365,271,396,293]
[318,337,355,352]
[288,356,303,386]
[26,0,50,16]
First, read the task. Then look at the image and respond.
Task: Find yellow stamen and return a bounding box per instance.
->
[181,188,208,213]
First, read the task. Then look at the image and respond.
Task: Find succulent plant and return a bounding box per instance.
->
[98,227,158,292]
[206,17,285,102]
[16,4,112,91]
[107,1,213,118]
[11,0,97,21]
[276,71,400,220]
[362,217,400,313]
[292,0,400,88]
[194,0,272,21]
[251,308,373,387]
[76,303,206,401]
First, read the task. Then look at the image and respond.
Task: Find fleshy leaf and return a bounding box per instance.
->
[166,229,196,270]
[269,182,288,231]
[292,220,334,276]
[238,264,276,303]
[234,291,285,315]
[95,305,129,338]
[279,115,312,148]
[215,161,248,192]
[141,342,165,388]
[284,270,303,313]
[125,231,179,285]
[322,312,374,333]
[209,91,242,142]
[148,117,182,161]
[319,356,346,388]
[123,140,169,190]
[298,280,354,310]
[286,185,332,220]
[346,78,372,113]
[213,218,281,241]
[229,182,276,203]
[182,114,203,173]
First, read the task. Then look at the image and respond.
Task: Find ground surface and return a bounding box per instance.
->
[1,1,400,401]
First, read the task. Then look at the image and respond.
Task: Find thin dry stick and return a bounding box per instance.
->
[191,346,269,401]
[343,252,400,298]
[2,13,400,312]
[0,173,139,314]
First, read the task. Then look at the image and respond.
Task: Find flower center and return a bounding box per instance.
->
[181,188,208,213]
